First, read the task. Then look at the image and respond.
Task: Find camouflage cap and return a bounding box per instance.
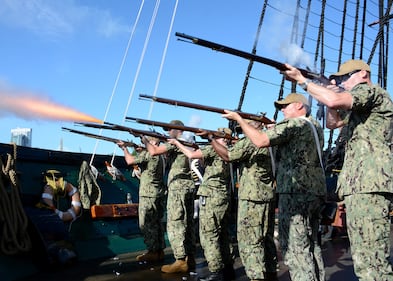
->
[145,136,160,144]
[331,59,370,76]
[274,93,309,109]
[169,120,184,126]
[163,120,184,131]
[217,127,232,136]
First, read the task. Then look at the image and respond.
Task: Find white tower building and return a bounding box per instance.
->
[10,128,32,147]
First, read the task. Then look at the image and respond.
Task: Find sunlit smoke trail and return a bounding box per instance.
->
[0,89,102,123]
[280,43,312,68]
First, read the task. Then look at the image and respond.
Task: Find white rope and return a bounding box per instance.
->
[89,0,146,166]
[110,0,162,164]
[147,0,179,119]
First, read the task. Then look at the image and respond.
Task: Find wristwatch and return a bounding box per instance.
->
[298,79,311,91]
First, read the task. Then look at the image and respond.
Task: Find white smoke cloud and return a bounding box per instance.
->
[183,115,202,143]
[280,42,312,68]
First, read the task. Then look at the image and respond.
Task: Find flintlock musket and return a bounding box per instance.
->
[74,122,199,149]
[139,94,273,124]
[62,127,143,149]
[175,32,331,86]
[125,116,235,140]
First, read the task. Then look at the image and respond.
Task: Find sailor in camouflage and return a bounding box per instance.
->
[222,93,326,281]
[118,137,166,262]
[285,59,393,280]
[211,120,278,281]
[168,127,234,281]
[143,120,196,274]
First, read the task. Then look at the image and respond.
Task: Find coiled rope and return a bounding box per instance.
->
[0,144,31,255]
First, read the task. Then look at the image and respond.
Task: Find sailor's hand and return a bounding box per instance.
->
[222,109,241,122]
[283,63,305,83]
[140,136,148,144]
[326,81,342,93]
[167,138,179,146]
[266,121,276,130]
[196,130,210,140]
[117,140,125,148]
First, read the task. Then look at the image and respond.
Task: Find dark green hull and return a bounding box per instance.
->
[0,143,145,280]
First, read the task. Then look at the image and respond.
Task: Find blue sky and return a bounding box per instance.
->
[0,0,390,155]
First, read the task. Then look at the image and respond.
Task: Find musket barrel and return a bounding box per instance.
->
[139,94,273,124]
[75,122,198,149]
[176,32,287,71]
[175,32,331,86]
[139,94,228,115]
[62,127,140,148]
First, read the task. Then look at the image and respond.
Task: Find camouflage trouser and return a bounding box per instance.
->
[278,194,325,281]
[199,195,233,272]
[345,193,393,281]
[237,199,278,279]
[138,195,166,251]
[166,188,196,259]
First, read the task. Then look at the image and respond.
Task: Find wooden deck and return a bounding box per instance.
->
[17,229,371,281]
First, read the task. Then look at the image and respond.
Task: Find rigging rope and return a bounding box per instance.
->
[0,144,32,255]
[359,0,367,60]
[367,0,392,88]
[300,0,312,48]
[352,0,360,59]
[274,0,311,120]
[236,0,268,111]
[337,0,347,69]
[89,0,146,166]
[147,0,179,119]
[380,0,392,88]
[109,0,162,164]
[384,3,392,89]
[313,0,327,127]
[273,79,285,121]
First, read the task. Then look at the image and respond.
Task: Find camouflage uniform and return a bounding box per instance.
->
[227,137,277,280]
[133,150,166,252]
[164,143,196,260]
[337,83,393,280]
[198,145,233,273]
[266,116,326,281]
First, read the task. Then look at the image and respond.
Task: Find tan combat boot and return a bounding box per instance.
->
[161,259,188,273]
[136,250,164,262]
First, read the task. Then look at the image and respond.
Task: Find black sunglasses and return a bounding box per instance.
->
[330,70,360,85]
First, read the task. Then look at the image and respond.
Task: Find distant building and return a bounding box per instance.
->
[11,128,32,147]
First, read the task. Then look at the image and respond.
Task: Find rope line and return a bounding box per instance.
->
[0,144,32,255]
[89,0,146,166]
[147,0,179,119]
[109,0,162,164]
[236,0,268,111]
